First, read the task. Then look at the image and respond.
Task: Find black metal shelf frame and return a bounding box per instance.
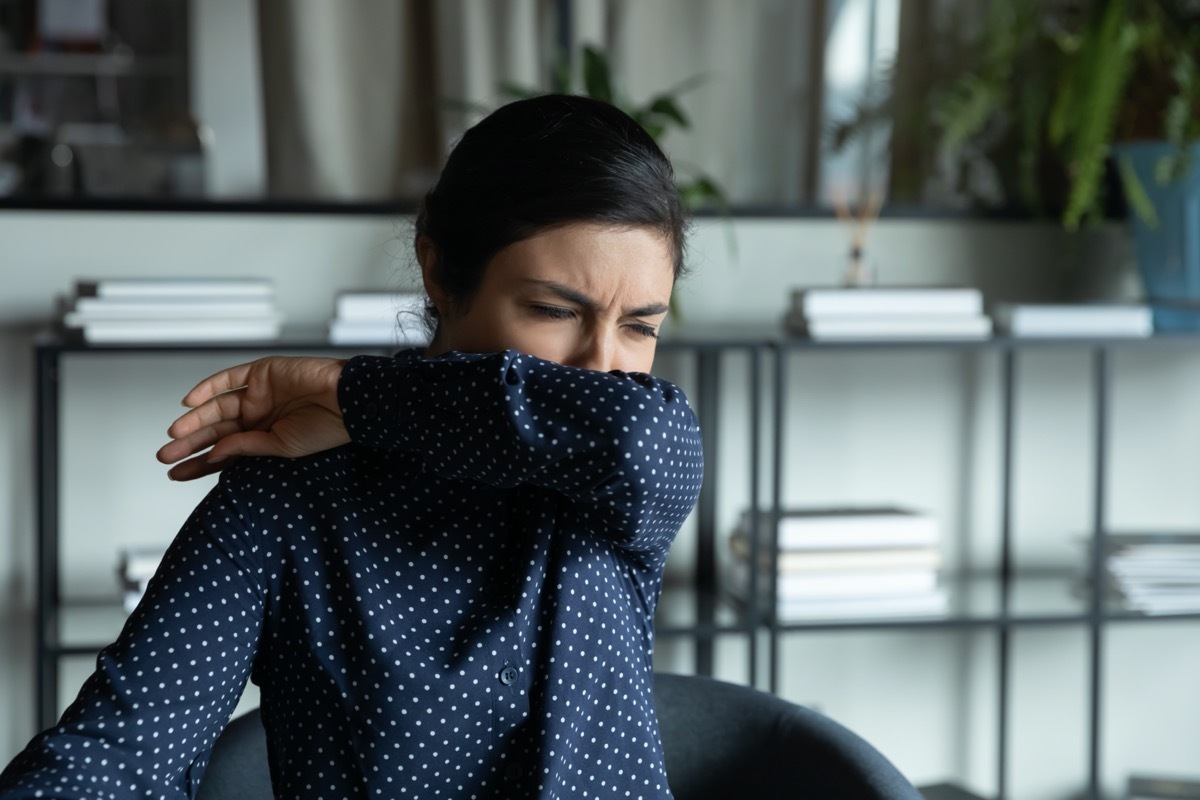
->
[31,330,1200,799]
[765,336,1191,800]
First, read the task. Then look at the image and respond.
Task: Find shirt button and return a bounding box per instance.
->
[499,664,518,686]
[505,762,524,781]
[364,402,378,416]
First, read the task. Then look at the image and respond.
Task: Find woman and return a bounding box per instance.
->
[0,94,703,799]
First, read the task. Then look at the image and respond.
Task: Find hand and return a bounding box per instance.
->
[156,356,349,481]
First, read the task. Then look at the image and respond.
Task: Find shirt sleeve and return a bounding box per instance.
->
[339,349,705,555]
[0,480,265,800]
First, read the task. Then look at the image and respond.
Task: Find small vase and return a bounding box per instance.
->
[841,246,875,287]
[1111,141,1200,328]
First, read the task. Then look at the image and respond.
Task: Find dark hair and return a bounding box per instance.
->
[415,93,689,331]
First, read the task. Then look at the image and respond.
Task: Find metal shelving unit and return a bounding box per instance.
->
[31,326,1200,799]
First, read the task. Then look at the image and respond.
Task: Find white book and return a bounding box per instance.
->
[728,560,939,599]
[334,291,426,324]
[787,311,992,340]
[77,278,275,299]
[328,320,428,346]
[993,303,1153,337]
[66,297,278,322]
[72,316,282,343]
[728,533,942,573]
[792,286,983,317]
[755,588,950,621]
[739,507,939,550]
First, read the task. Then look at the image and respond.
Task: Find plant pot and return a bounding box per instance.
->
[1111,141,1200,329]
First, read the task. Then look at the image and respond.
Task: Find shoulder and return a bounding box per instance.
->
[210,444,380,518]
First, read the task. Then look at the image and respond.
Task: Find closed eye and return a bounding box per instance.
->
[625,322,659,339]
[531,304,576,320]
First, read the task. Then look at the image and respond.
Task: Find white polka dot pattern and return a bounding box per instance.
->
[0,348,704,799]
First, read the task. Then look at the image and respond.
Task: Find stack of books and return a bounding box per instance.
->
[1087,533,1200,615]
[725,506,949,621]
[992,303,1154,338]
[328,290,429,346]
[785,286,991,340]
[61,278,282,343]
[117,547,166,613]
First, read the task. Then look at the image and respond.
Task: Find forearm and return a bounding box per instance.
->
[340,349,705,551]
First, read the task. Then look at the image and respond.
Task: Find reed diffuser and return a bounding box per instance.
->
[832,190,882,287]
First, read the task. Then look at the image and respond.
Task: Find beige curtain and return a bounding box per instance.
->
[256,0,553,202]
[251,0,875,207]
[572,0,824,207]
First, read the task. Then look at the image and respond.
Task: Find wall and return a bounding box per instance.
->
[4,210,1200,799]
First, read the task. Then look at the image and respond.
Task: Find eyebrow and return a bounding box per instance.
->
[523,279,670,317]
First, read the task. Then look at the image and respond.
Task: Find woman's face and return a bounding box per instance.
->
[423,223,675,374]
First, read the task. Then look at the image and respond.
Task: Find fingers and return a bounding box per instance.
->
[179,362,257,409]
[167,387,251,440]
[156,419,242,465]
[167,453,236,482]
[162,429,283,481]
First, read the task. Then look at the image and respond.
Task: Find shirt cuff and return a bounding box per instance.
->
[339,354,404,449]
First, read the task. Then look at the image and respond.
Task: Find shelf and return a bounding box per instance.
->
[35,325,1200,356]
[0,52,181,78]
[33,325,1200,797]
[54,578,1200,660]
[667,573,1093,634]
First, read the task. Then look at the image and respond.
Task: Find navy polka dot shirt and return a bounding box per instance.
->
[0,348,704,799]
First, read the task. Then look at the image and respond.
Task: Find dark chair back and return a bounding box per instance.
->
[653,672,923,800]
[198,673,923,799]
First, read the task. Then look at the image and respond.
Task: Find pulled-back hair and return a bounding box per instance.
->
[415,93,689,330]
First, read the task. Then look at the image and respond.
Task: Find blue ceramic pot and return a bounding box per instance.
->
[1111,142,1200,312]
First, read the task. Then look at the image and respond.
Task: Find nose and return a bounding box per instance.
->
[569,328,616,373]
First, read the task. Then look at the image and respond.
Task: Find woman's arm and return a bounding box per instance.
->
[159,350,704,553]
[0,483,265,799]
[344,350,703,523]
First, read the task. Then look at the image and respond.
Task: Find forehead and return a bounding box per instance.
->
[490,223,675,294]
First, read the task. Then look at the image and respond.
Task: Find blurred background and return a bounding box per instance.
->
[2,3,1200,800]
[0,0,1034,213]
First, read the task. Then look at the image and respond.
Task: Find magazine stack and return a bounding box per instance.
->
[1089,532,1200,615]
[725,506,949,621]
[61,278,282,343]
[327,290,428,346]
[784,286,991,340]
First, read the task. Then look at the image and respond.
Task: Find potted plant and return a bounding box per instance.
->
[928,0,1200,307]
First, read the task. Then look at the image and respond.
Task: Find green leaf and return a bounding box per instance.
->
[641,122,667,141]
[646,96,689,129]
[1060,1,1138,229]
[1116,154,1159,228]
[678,175,729,214]
[582,45,614,103]
[935,74,1005,154]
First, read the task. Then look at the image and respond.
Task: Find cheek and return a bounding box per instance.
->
[507,327,573,363]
